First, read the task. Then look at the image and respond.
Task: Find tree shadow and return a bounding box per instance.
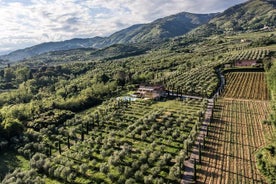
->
[196,167,220,184]
[0,150,23,180]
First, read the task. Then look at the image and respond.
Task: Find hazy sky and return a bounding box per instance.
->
[0,0,247,55]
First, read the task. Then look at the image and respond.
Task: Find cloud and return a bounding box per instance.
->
[0,0,247,54]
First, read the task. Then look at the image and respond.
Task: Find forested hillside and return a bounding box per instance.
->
[190,0,276,37]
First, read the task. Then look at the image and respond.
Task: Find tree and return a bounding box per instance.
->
[114,70,127,86]
[79,163,88,175]
[169,164,180,180]
[67,135,70,149]
[144,174,153,184]
[108,173,117,183]
[30,153,47,173]
[125,178,136,184]
[3,67,15,82]
[60,166,71,181]
[99,163,109,174]
[162,153,172,165]
[124,166,133,178]
[94,73,110,83]
[194,158,197,181]
[1,168,44,184]
[134,170,143,182]
[15,66,31,83]
[58,140,62,154]
[151,166,161,177]
[1,118,23,139]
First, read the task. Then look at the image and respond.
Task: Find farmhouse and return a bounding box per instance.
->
[133,85,167,99]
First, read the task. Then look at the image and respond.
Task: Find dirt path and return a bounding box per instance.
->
[181,99,214,184]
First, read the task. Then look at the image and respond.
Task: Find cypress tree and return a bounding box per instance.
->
[81,130,84,142]
[86,122,89,134]
[194,158,197,181]
[67,135,70,149]
[58,140,62,154]
[199,144,202,165]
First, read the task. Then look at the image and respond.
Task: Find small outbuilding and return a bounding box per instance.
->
[235,60,257,67]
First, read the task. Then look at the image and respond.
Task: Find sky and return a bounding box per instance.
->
[0,0,248,55]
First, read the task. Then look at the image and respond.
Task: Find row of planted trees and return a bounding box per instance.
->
[2,98,207,183]
[151,62,220,98]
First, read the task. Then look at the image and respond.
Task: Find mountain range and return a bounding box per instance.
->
[0,12,216,62]
[1,0,275,63]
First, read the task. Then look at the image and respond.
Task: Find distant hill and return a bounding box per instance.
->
[0,12,215,62]
[104,12,216,45]
[0,37,105,63]
[190,0,276,36]
[24,44,146,65]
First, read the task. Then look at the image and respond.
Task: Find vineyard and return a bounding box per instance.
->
[196,70,274,183]
[4,98,207,183]
[197,99,272,183]
[222,72,270,100]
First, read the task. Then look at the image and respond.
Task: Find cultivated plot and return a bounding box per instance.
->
[197,70,273,183]
[198,99,272,183]
[222,72,269,100]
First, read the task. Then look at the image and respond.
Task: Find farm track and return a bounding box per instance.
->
[181,99,214,184]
